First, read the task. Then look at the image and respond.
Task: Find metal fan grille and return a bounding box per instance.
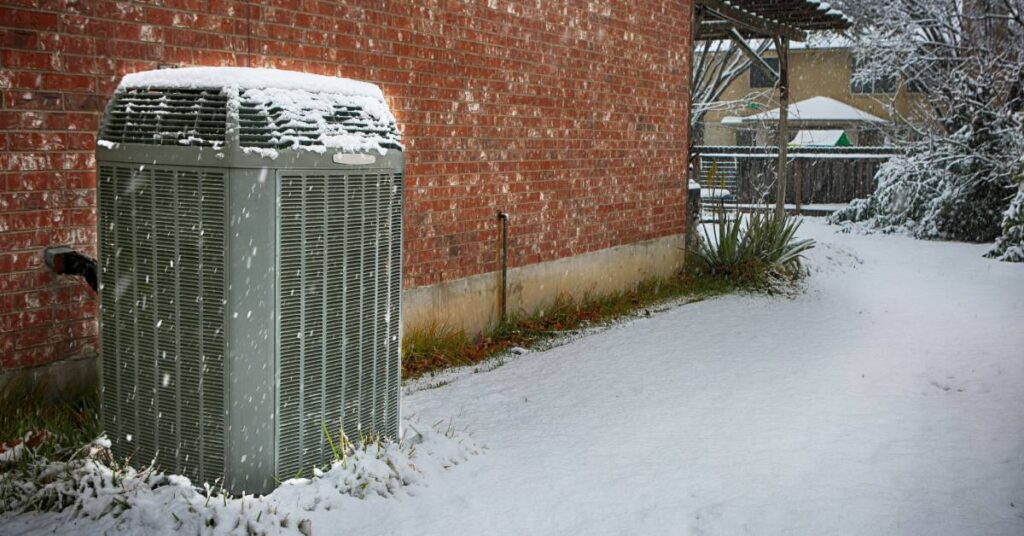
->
[98,164,226,484]
[100,88,227,147]
[238,91,402,151]
[276,171,403,478]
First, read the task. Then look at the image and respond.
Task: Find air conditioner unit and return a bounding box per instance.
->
[96,67,404,495]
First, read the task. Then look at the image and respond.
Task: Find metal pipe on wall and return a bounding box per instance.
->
[497,210,510,324]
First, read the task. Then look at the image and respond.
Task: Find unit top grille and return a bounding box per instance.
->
[101,88,228,147]
[237,89,402,153]
[100,85,402,155]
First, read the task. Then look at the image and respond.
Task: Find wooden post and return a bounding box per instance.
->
[687,2,701,239]
[774,37,790,219]
[794,158,802,214]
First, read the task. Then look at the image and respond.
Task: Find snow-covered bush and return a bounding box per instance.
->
[986,164,1024,261]
[830,114,1024,243]
[829,0,1024,258]
[0,421,482,535]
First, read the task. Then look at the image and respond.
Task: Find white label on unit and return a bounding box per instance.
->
[333,153,377,165]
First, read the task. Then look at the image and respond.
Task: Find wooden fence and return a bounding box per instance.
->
[694,146,897,205]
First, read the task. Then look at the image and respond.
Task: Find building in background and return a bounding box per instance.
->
[698,37,922,147]
[722,96,887,146]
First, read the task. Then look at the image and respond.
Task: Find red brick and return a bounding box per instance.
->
[0,50,57,70]
[65,170,95,189]
[6,170,62,191]
[0,111,46,130]
[39,73,95,92]
[0,29,39,49]
[0,8,60,32]
[64,92,106,111]
[10,133,67,151]
[11,344,57,368]
[3,90,62,110]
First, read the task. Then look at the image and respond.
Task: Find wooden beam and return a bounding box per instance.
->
[728,27,779,82]
[698,0,807,42]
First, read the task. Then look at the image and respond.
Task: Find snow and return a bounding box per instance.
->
[701,187,733,199]
[239,87,400,156]
[3,219,1023,534]
[119,67,384,100]
[790,129,848,146]
[698,151,895,160]
[0,423,481,535]
[735,202,852,213]
[722,96,888,124]
[0,443,23,463]
[311,219,1023,535]
[698,34,854,53]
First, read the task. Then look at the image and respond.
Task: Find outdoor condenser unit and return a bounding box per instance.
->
[96,67,404,494]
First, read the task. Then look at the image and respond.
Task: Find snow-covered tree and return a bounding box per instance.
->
[691,38,772,148]
[829,0,1024,257]
[986,159,1024,261]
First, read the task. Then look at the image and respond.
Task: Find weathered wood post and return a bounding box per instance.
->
[794,157,803,214]
[774,37,790,219]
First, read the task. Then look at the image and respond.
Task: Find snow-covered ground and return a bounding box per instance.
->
[4,218,1023,535]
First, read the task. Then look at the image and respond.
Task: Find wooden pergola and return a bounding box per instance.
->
[693,0,851,217]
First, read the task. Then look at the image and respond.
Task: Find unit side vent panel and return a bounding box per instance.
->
[100,88,227,147]
[277,171,403,478]
[99,164,226,484]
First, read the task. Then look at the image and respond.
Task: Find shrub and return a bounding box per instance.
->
[688,210,816,284]
[986,167,1024,262]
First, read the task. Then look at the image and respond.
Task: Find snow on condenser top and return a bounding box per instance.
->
[118,67,385,100]
[103,67,401,157]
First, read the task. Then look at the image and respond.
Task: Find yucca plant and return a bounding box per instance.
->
[689,209,815,284]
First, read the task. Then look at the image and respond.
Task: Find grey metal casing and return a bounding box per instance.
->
[97,118,404,495]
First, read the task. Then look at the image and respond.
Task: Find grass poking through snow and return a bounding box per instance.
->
[402,272,745,379]
[0,380,101,467]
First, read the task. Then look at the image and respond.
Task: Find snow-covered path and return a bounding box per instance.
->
[313,219,1024,535]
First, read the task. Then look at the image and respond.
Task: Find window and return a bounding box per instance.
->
[851,58,898,94]
[750,58,779,88]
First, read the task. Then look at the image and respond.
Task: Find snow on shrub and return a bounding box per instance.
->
[986,165,1024,262]
[830,125,1022,246]
[830,117,1023,251]
[0,421,482,535]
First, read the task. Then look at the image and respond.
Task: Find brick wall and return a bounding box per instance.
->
[0,0,692,374]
